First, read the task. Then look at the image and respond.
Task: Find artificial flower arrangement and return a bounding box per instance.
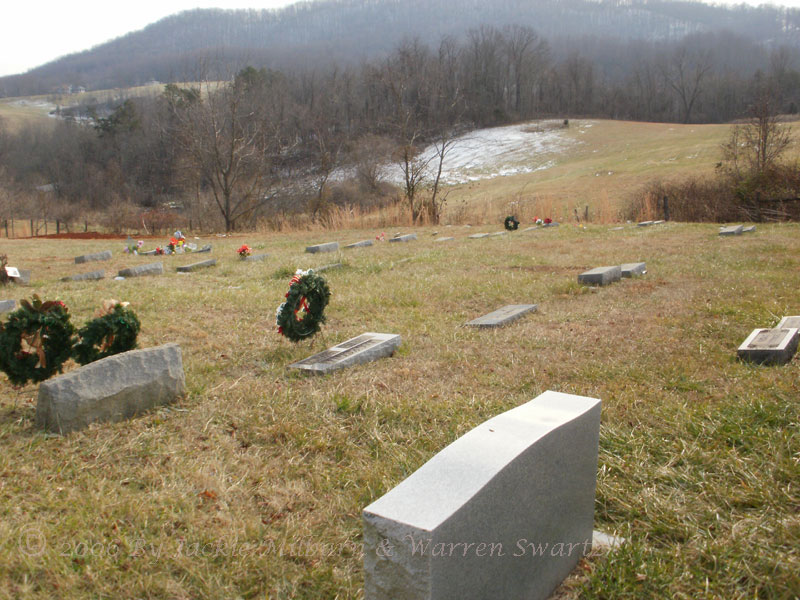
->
[124,240,144,254]
[238,244,251,258]
[534,217,553,226]
[275,269,331,342]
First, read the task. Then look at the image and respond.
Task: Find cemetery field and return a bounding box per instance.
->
[1,223,799,599]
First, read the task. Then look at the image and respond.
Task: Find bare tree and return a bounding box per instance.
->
[723,92,791,178]
[662,45,713,124]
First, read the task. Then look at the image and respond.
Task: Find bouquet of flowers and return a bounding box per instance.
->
[238,244,251,258]
[124,240,144,254]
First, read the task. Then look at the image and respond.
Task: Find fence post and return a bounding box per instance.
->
[56,220,60,234]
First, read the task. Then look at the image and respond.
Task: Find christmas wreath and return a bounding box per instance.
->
[0,295,76,386]
[275,269,331,342]
[73,300,141,366]
[504,216,520,231]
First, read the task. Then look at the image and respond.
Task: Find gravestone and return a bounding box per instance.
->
[139,249,157,256]
[244,253,268,262]
[346,240,374,249]
[61,270,104,282]
[390,234,417,243]
[118,262,163,278]
[637,221,653,227]
[542,222,560,228]
[468,233,490,239]
[466,304,538,328]
[489,231,507,237]
[363,390,602,600]
[777,316,800,329]
[719,225,743,236]
[306,242,339,254]
[578,266,622,286]
[176,259,216,273]
[737,328,799,365]
[195,244,212,253]
[620,263,646,278]
[36,344,186,434]
[9,269,31,285]
[522,226,539,232]
[75,250,112,264]
[288,333,400,375]
[742,226,756,233]
[0,299,15,313]
[610,227,625,231]
[434,237,454,243]
[653,220,665,225]
[315,263,343,273]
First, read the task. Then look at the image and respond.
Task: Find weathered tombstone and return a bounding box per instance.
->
[578,266,622,286]
[637,221,653,227]
[466,304,538,328]
[35,344,186,435]
[434,237,454,243]
[118,262,163,278]
[620,263,646,278]
[737,328,799,365]
[363,390,602,600]
[61,270,105,282]
[390,234,418,243]
[315,263,343,273]
[777,316,800,329]
[306,242,339,254]
[75,250,112,264]
[244,253,268,262]
[346,240,374,249]
[176,259,216,273]
[468,233,490,239]
[195,244,212,253]
[288,333,400,375]
[719,225,743,236]
[742,226,756,233]
[0,299,16,313]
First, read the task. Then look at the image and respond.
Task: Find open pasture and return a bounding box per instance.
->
[0,223,798,598]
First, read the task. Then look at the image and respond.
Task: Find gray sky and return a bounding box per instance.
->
[2,0,800,78]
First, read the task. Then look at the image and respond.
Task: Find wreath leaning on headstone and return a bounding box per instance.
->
[0,295,76,386]
[504,216,520,231]
[72,300,141,366]
[276,269,331,342]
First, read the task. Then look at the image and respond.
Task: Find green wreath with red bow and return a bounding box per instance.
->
[275,270,331,342]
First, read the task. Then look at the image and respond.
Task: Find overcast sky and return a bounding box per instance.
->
[2,0,800,77]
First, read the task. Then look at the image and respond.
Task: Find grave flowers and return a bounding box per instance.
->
[275,269,331,342]
[238,244,252,259]
[124,240,144,254]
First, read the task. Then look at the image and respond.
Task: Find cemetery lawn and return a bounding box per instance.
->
[1,223,799,599]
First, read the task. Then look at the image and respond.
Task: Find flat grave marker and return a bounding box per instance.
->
[288,333,400,375]
[777,316,800,329]
[389,233,417,243]
[522,226,539,232]
[742,226,756,233]
[620,262,646,278]
[737,328,799,365]
[195,244,213,253]
[118,262,163,278]
[345,240,374,249]
[75,250,112,264]
[61,270,105,282]
[315,263,343,273]
[244,253,268,262]
[578,266,622,286]
[637,221,653,227]
[363,390,602,600]
[468,233,490,239]
[719,225,743,236]
[489,231,507,237]
[434,237,454,242]
[176,259,216,273]
[466,304,538,328]
[306,242,339,254]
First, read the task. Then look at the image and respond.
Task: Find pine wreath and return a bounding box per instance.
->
[504,215,520,231]
[276,270,331,342]
[73,302,141,366]
[0,295,76,386]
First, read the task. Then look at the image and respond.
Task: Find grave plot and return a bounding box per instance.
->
[466,304,538,328]
[288,333,400,374]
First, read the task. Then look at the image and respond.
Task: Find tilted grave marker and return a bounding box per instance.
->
[719,225,743,236]
[75,250,112,264]
[742,226,756,233]
[466,304,538,328]
[288,333,400,375]
[578,266,622,286]
[737,328,799,365]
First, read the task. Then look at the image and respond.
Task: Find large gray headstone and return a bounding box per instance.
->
[288,333,400,375]
[777,316,800,329]
[61,270,105,282]
[620,263,646,278]
[346,240,374,249]
[719,225,743,236]
[737,328,799,365]
[578,266,622,286]
[36,344,186,434]
[0,299,16,313]
[75,250,112,264]
[176,259,216,273]
[306,242,339,253]
[390,234,417,243]
[363,390,602,600]
[118,262,163,278]
[466,304,538,328]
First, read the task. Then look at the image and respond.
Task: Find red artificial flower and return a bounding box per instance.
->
[544,217,552,224]
[169,237,178,245]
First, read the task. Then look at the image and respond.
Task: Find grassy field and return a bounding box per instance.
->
[0,223,798,599]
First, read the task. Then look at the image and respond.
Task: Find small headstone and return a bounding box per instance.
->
[653,220,665,225]
[345,240,374,249]
[737,328,799,365]
[777,316,800,329]
[719,225,743,236]
[0,299,16,313]
[244,253,268,262]
[363,390,602,600]
[389,234,417,243]
[75,250,112,264]
[306,242,339,254]
[578,266,622,286]
[742,226,756,233]
[195,244,212,253]
[176,259,216,273]
[61,270,105,282]
[466,304,538,328]
[118,262,163,278]
[468,233,490,239]
[434,237,454,242]
[35,344,186,434]
[637,221,653,227]
[288,333,400,375]
[620,262,646,278]
[315,263,342,273]
[13,269,31,285]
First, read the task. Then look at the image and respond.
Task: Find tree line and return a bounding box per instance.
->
[1,25,799,230]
